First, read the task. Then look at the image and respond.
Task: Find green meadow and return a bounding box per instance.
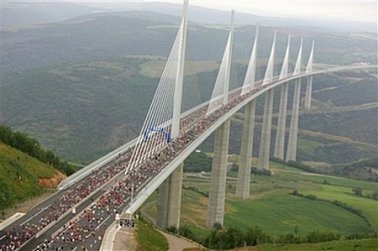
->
[143,160,378,241]
[256,238,378,251]
[0,143,60,211]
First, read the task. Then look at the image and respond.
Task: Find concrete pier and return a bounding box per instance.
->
[304,41,315,110]
[236,100,256,198]
[156,163,183,229]
[273,83,289,160]
[304,76,313,109]
[206,120,230,227]
[286,79,302,162]
[257,89,274,170]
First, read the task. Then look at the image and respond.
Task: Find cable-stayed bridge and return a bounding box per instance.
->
[0,1,376,251]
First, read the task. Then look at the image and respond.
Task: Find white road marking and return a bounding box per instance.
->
[0,235,6,241]
[95,216,111,231]
[20,207,47,226]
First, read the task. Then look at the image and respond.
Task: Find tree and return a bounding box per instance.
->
[0,125,76,175]
[352,187,363,196]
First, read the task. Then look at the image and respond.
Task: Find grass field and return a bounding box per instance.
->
[255,238,378,251]
[225,193,372,236]
[302,185,378,230]
[0,143,61,211]
[142,159,378,242]
[135,218,169,251]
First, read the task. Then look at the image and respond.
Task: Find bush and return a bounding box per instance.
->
[245,226,273,246]
[166,225,177,234]
[352,187,363,196]
[346,233,378,240]
[306,230,340,243]
[178,225,195,239]
[290,190,316,200]
[205,227,247,249]
[332,200,365,218]
[276,233,302,244]
[183,186,208,197]
[369,192,378,200]
[251,167,272,176]
[305,194,317,200]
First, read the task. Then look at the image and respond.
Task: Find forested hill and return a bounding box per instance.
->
[0,143,66,213]
[1,10,376,166]
[0,125,82,212]
[2,11,377,75]
[0,125,77,175]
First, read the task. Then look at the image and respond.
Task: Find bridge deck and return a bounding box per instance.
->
[0,65,375,251]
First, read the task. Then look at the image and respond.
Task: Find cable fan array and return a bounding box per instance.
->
[126,20,184,174]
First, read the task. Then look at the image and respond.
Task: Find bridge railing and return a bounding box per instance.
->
[58,64,376,191]
[123,64,377,214]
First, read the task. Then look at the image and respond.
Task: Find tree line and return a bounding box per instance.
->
[0,125,76,175]
[166,224,357,249]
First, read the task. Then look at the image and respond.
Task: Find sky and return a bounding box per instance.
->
[147,0,377,23]
[17,0,377,23]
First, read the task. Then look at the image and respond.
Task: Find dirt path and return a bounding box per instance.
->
[159,230,201,251]
[113,228,137,251]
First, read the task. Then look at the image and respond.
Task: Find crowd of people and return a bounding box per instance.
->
[35,81,272,250]
[1,79,274,251]
[1,149,133,251]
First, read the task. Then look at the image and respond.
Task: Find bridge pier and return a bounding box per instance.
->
[304,76,313,109]
[304,41,315,110]
[286,79,301,162]
[273,83,289,160]
[236,100,256,198]
[257,89,274,170]
[207,120,230,227]
[156,163,183,229]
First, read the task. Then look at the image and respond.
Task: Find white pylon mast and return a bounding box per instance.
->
[279,35,291,80]
[305,40,315,109]
[223,10,235,104]
[263,30,277,85]
[306,40,315,73]
[241,23,259,95]
[171,0,189,138]
[293,37,303,75]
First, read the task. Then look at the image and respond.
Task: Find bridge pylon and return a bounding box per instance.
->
[257,31,277,170]
[274,34,291,160]
[257,89,274,170]
[304,41,315,110]
[207,120,231,227]
[263,31,277,85]
[236,24,259,198]
[156,163,184,229]
[286,38,303,162]
[156,0,188,230]
[236,101,256,198]
[206,10,234,227]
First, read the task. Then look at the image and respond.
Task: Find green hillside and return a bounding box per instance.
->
[142,160,378,248]
[135,218,169,251]
[0,143,64,212]
[224,193,371,236]
[1,56,376,165]
[182,165,377,235]
[256,238,378,251]
[1,11,376,166]
[2,13,376,75]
